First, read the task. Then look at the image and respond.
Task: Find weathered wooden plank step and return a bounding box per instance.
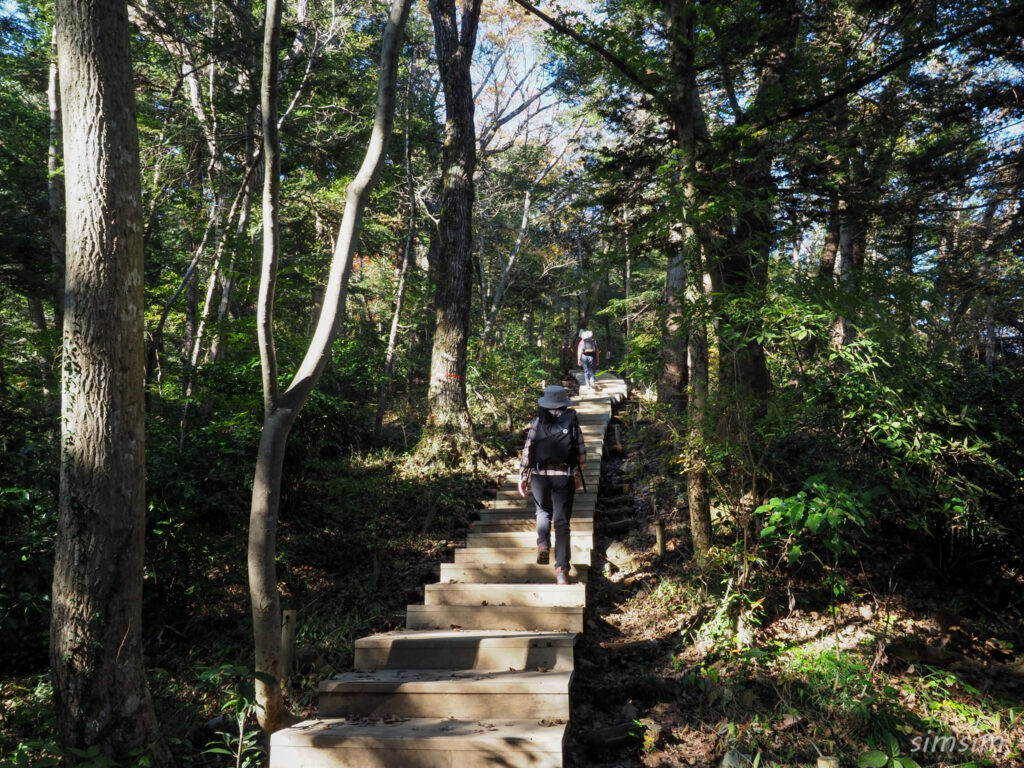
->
[439,562,589,586]
[270,717,566,768]
[353,629,576,671]
[495,483,598,501]
[477,507,595,521]
[484,498,596,511]
[454,547,592,566]
[472,518,594,534]
[407,603,583,632]
[424,582,586,607]
[319,668,572,719]
[467,531,594,549]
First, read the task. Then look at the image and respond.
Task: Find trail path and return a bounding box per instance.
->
[272,374,629,767]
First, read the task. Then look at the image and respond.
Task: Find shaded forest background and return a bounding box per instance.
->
[2,0,1024,764]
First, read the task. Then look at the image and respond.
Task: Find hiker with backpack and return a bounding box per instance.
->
[577,330,599,389]
[517,385,587,585]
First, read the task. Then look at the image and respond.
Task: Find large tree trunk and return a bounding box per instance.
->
[666,0,711,561]
[248,0,411,732]
[420,0,482,464]
[49,0,170,762]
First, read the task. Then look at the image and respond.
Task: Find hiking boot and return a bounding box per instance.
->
[555,567,570,585]
[537,545,550,565]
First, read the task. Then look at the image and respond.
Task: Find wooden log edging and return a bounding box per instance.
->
[270,374,629,767]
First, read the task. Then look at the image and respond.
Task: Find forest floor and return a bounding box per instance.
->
[560,397,1024,768]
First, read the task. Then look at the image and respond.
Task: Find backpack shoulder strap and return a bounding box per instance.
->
[568,409,580,465]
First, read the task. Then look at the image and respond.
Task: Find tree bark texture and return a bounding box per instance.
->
[665,0,711,560]
[659,1,692,412]
[423,0,482,462]
[658,242,688,411]
[248,0,411,732]
[48,29,66,331]
[50,0,169,761]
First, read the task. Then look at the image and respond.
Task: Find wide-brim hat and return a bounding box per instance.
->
[538,385,572,409]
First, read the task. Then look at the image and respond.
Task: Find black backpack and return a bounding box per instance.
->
[582,338,597,356]
[529,409,579,467]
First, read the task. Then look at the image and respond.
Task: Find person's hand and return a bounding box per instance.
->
[574,471,584,491]
[518,476,528,497]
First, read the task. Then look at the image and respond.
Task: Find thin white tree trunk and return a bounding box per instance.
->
[248,0,412,732]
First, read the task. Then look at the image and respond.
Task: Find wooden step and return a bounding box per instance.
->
[477,508,595,522]
[354,629,576,671]
[471,519,594,534]
[270,717,566,768]
[440,562,589,585]
[495,480,599,494]
[466,532,594,549]
[319,668,572,719]
[424,582,586,607]
[484,498,596,511]
[407,604,583,632]
[454,548,592,566]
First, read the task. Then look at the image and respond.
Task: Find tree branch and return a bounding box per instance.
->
[508,0,668,110]
[757,5,1017,129]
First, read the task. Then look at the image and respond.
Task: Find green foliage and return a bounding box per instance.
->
[0,678,57,765]
[749,265,1024,572]
[468,327,548,437]
[757,476,877,562]
[617,322,661,386]
[197,665,267,768]
[0,5,50,300]
[0,335,57,672]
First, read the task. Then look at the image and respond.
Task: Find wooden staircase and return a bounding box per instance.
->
[271,375,628,767]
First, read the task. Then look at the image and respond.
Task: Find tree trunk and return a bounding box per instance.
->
[420,0,483,464]
[210,162,258,361]
[819,194,840,278]
[50,0,170,761]
[658,240,687,411]
[249,0,412,732]
[48,29,66,332]
[686,259,712,562]
[665,0,711,561]
[831,192,866,349]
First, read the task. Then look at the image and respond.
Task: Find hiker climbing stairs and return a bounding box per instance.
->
[271,373,629,767]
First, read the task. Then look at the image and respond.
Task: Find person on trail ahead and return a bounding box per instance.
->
[517,385,587,585]
[577,330,598,389]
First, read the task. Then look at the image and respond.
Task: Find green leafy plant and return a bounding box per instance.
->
[758,475,876,562]
[197,664,270,768]
[857,733,922,768]
[0,742,59,768]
